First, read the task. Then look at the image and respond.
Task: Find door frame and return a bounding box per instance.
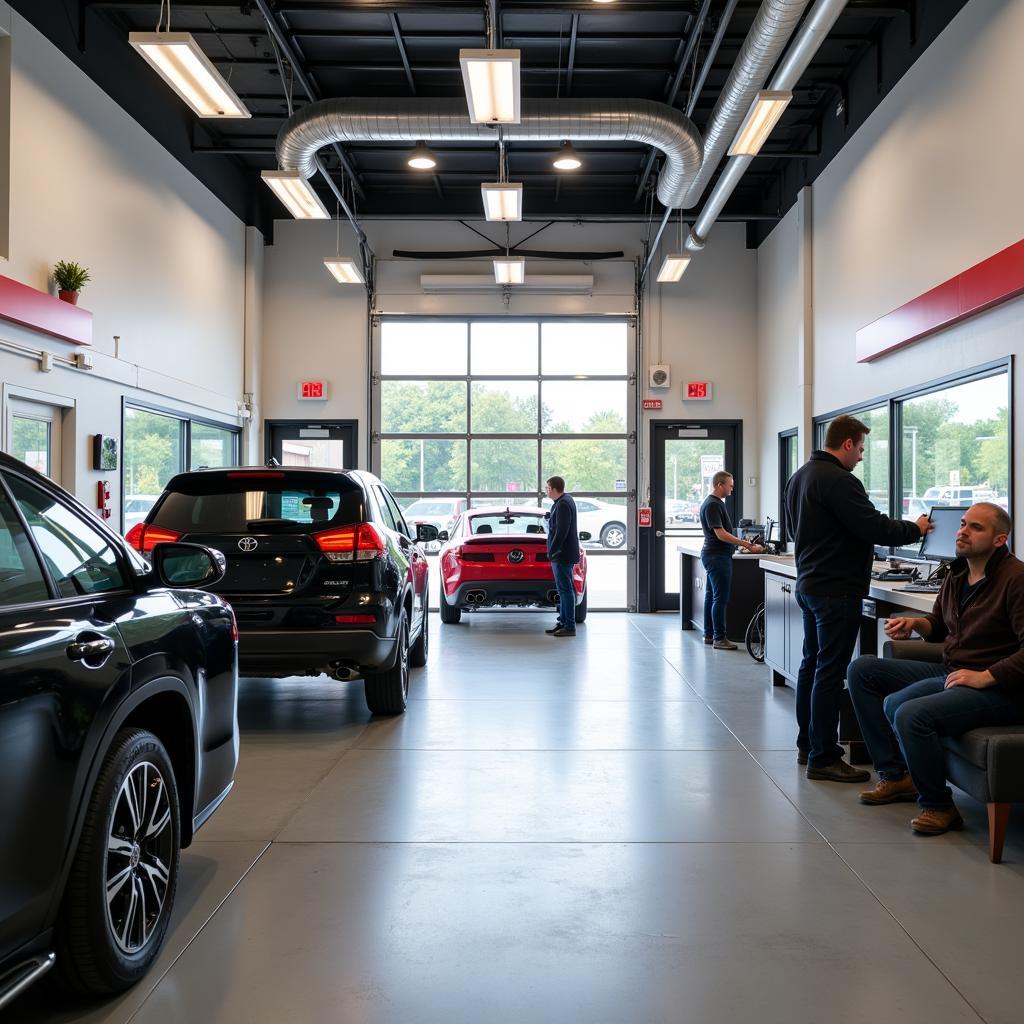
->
[265,419,359,469]
[646,418,743,612]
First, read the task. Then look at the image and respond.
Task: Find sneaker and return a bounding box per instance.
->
[551,626,576,637]
[911,805,964,835]
[703,636,713,646]
[712,639,738,650]
[860,775,918,805]
[545,624,564,635]
[806,758,872,783]
[797,751,808,766]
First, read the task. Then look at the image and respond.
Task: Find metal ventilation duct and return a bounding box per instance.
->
[680,0,813,208]
[276,98,703,209]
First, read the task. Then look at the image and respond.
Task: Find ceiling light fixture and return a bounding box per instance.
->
[260,170,330,219]
[728,90,793,157]
[323,258,364,284]
[407,141,437,170]
[552,141,582,171]
[656,254,691,283]
[480,182,523,222]
[129,32,250,118]
[493,257,526,285]
[459,49,522,124]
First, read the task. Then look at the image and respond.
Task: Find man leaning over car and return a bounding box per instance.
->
[847,503,1024,835]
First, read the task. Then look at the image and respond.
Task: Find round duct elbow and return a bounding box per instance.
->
[275,97,704,209]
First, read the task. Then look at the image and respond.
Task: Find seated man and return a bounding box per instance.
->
[847,503,1024,835]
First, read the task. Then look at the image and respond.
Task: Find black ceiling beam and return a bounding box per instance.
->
[389,13,417,95]
[90,0,700,11]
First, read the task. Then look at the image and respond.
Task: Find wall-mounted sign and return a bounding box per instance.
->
[298,380,328,400]
[642,398,663,410]
[638,507,653,528]
[685,381,712,400]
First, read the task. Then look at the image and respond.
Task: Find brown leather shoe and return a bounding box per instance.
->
[806,758,871,783]
[911,806,964,835]
[860,775,919,805]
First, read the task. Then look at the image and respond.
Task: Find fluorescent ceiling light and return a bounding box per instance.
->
[480,182,523,221]
[656,254,691,283]
[493,257,526,285]
[261,171,330,220]
[728,90,793,156]
[459,49,521,124]
[323,258,365,284]
[407,141,437,170]
[129,32,250,118]
[553,141,582,171]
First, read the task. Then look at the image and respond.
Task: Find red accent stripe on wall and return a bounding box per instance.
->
[0,274,93,347]
[856,237,1024,363]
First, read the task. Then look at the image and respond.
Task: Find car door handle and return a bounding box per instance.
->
[67,637,116,662]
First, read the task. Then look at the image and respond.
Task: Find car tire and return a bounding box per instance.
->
[365,613,409,715]
[575,586,588,623]
[56,728,181,995]
[439,587,461,624]
[409,590,429,668]
[600,522,626,549]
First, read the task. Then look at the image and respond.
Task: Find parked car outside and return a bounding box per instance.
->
[123,494,161,531]
[666,499,700,524]
[127,467,432,715]
[921,485,998,509]
[437,506,588,623]
[542,496,627,548]
[0,452,237,1007]
[401,497,468,552]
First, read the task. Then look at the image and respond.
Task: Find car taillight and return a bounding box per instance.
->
[125,523,183,553]
[313,523,387,562]
[334,613,377,624]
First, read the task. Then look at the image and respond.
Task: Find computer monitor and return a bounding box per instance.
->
[920,506,969,563]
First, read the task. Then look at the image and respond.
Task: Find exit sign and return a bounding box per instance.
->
[642,398,663,410]
[685,380,712,400]
[298,380,328,401]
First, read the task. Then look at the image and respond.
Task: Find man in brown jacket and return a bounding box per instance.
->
[847,503,1024,835]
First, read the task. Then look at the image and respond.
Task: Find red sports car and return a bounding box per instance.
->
[437,506,588,624]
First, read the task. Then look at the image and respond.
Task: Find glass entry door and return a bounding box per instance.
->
[650,422,740,610]
[6,399,63,482]
[266,420,358,470]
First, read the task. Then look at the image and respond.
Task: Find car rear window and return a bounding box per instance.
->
[151,472,366,534]
[469,514,547,536]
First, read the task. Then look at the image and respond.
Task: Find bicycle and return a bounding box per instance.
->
[745,602,765,662]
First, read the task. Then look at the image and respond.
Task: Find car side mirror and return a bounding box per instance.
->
[416,523,439,543]
[152,543,225,588]
[437,530,449,542]
[578,531,592,542]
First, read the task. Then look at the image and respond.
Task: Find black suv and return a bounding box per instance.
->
[0,453,238,1008]
[127,467,433,714]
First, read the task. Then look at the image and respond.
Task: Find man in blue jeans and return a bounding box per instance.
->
[699,471,763,650]
[786,415,930,781]
[544,476,580,637]
[848,503,1024,835]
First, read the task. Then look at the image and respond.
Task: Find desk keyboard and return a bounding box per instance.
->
[893,584,942,593]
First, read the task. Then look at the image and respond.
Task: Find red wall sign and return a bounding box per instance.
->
[642,398,663,410]
[685,381,712,400]
[638,507,653,528]
[856,237,1024,362]
[298,380,327,400]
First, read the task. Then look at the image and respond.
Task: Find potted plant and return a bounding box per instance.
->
[53,260,91,305]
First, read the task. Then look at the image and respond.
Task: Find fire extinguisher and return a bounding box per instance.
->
[97,480,112,520]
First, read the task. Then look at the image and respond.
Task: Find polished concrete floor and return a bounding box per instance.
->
[16,613,1024,1023]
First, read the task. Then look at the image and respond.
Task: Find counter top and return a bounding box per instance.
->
[676,538,773,560]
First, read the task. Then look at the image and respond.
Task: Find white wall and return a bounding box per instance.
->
[0,4,248,511]
[756,0,1024,523]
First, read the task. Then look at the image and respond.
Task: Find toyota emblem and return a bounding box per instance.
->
[507,549,525,564]
[238,537,258,552]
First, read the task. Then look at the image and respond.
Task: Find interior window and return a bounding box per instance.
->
[0,484,49,605]
[8,476,126,598]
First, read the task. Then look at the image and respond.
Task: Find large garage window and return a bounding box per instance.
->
[376,318,633,610]
[122,404,239,531]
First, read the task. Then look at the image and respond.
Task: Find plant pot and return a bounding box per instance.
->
[58,290,79,305]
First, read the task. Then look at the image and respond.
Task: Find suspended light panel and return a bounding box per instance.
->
[480,183,523,222]
[656,254,691,283]
[728,90,793,156]
[459,49,521,124]
[493,257,526,285]
[323,258,364,284]
[129,32,250,118]
[261,170,330,220]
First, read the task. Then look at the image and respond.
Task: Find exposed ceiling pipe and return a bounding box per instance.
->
[275,97,704,209]
[686,0,848,252]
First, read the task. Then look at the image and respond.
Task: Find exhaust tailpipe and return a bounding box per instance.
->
[547,590,559,604]
[328,662,360,681]
[466,591,486,604]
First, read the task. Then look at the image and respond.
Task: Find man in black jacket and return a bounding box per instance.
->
[785,415,930,781]
[544,476,580,637]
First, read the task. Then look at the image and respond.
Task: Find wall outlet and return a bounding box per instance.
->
[747,476,757,487]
